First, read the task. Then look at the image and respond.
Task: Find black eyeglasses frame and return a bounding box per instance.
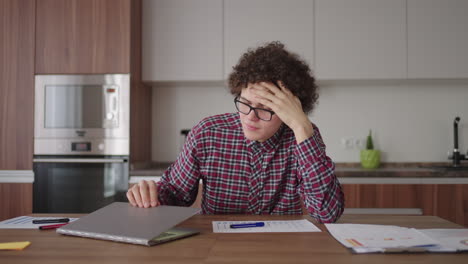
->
[234,96,275,121]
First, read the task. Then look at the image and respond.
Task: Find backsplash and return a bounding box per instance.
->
[152,80,468,163]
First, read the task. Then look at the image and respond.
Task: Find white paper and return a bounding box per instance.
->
[419,229,468,252]
[212,219,321,233]
[0,216,79,229]
[325,224,439,250]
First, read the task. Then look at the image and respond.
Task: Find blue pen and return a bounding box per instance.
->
[230,222,265,229]
[411,244,438,248]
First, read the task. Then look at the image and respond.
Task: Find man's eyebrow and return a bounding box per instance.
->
[239,96,268,109]
[239,96,251,103]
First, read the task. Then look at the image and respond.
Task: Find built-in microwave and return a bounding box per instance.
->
[34,74,130,156]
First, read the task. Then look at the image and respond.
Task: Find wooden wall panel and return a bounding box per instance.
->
[0,183,33,221]
[0,0,35,170]
[35,0,131,73]
[129,0,152,165]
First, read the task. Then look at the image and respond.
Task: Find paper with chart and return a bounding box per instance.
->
[0,216,79,229]
[325,224,439,253]
[325,224,468,253]
[418,229,468,252]
[212,219,321,233]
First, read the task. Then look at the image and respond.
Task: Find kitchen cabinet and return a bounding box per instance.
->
[342,184,432,211]
[35,0,131,74]
[430,184,468,227]
[0,183,33,221]
[224,0,314,79]
[315,0,406,80]
[0,0,35,220]
[142,0,223,81]
[0,0,35,171]
[35,0,151,164]
[342,184,468,227]
[1,0,150,220]
[129,0,152,165]
[407,0,468,78]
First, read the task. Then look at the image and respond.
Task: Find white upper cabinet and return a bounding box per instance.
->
[142,0,223,81]
[224,0,314,79]
[408,0,468,79]
[315,0,406,80]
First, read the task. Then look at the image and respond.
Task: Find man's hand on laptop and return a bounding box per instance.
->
[127,180,160,208]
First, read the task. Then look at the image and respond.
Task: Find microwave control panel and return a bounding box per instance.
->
[103,85,119,128]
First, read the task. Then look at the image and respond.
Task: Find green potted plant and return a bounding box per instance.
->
[360,130,380,169]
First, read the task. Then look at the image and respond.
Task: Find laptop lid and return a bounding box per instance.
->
[57,202,200,246]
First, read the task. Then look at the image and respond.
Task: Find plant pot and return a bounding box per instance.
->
[360,149,381,169]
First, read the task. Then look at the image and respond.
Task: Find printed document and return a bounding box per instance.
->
[213,219,321,233]
[325,223,468,253]
[419,229,468,252]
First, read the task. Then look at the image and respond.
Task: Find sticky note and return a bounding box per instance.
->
[0,241,31,250]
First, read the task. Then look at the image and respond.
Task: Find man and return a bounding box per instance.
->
[127,41,344,223]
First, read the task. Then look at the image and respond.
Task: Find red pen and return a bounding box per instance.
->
[39,223,68,230]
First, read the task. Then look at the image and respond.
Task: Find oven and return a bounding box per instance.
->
[33,156,129,213]
[33,74,130,213]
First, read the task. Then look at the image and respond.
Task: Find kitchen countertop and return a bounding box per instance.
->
[130,162,468,178]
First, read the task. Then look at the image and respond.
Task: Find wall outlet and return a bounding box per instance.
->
[354,138,364,149]
[341,137,353,149]
[341,137,364,149]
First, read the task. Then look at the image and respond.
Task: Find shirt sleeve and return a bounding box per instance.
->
[294,124,345,223]
[156,123,202,206]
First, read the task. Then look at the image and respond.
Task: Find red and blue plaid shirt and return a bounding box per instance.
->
[157,113,344,223]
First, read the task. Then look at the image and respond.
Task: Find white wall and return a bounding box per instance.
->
[152,80,468,163]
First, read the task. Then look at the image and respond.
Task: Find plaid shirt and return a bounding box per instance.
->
[157,113,344,223]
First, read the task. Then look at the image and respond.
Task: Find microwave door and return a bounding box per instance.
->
[45,84,103,129]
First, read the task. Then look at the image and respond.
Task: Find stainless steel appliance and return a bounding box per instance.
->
[33,156,129,213]
[34,74,129,155]
[33,74,130,213]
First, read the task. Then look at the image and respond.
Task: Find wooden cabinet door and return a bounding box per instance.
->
[408,0,468,78]
[224,0,314,79]
[142,0,223,81]
[35,0,131,74]
[342,184,433,213]
[343,184,468,227]
[0,0,35,170]
[0,183,33,221]
[315,0,406,80]
[432,184,468,227]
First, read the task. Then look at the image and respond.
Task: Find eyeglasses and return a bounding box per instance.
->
[234,96,275,121]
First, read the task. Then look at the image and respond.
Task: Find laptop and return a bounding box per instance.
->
[57,202,200,246]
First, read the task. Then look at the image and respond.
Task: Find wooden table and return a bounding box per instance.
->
[1,214,467,264]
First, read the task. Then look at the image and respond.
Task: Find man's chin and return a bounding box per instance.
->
[243,129,263,142]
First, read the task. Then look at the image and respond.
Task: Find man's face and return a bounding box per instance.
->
[237,86,283,142]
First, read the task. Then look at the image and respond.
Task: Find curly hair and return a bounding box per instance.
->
[228,41,318,113]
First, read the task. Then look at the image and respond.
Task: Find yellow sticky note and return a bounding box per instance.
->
[0,241,31,250]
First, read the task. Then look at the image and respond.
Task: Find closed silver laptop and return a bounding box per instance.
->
[57,202,200,246]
